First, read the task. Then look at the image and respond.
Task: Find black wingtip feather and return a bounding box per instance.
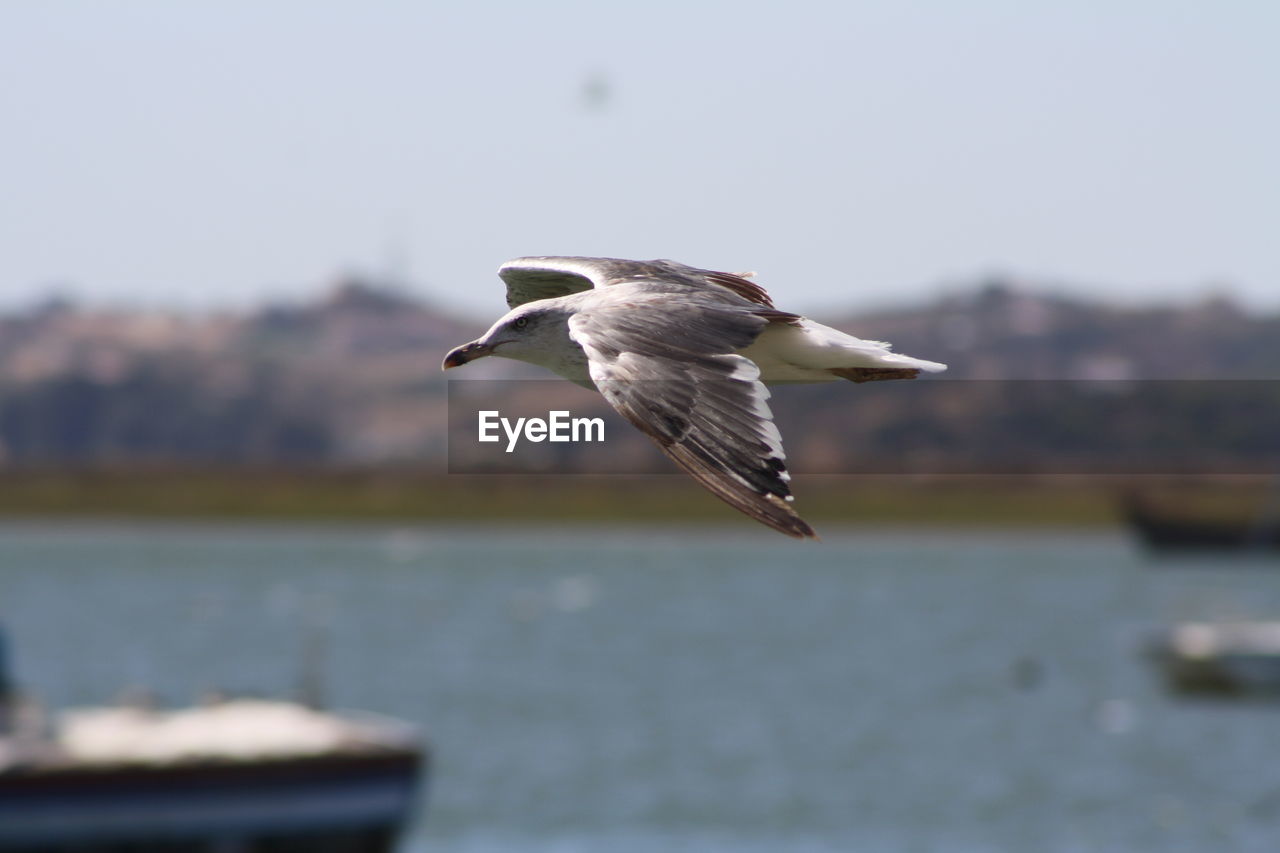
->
[664,442,819,540]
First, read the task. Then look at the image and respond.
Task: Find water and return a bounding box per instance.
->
[3,520,1280,852]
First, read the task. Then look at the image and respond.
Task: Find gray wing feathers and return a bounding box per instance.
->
[499,256,777,310]
[498,258,600,308]
[568,299,816,539]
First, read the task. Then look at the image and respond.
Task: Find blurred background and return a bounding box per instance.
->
[2,2,1280,851]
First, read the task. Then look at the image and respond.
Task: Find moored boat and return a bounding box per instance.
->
[1149,621,1280,695]
[1121,491,1280,555]
[0,632,426,852]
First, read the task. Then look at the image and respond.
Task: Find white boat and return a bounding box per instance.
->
[1150,621,1280,695]
[0,634,426,852]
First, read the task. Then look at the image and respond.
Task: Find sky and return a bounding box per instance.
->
[1,1,1277,317]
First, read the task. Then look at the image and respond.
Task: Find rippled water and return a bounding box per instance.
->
[3,521,1280,851]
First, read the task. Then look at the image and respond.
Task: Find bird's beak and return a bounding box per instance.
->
[442,340,493,369]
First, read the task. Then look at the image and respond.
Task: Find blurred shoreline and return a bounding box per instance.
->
[0,468,1272,529]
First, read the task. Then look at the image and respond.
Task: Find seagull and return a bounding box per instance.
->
[443,257,947,538]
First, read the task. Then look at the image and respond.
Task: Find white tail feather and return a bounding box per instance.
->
[747,320,947,379]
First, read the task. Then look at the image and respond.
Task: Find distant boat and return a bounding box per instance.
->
[1149,621,1280,695]
[1121,490,1280,555]
[0,633,426,851]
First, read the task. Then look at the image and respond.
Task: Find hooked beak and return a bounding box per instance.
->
[442,340,493,369]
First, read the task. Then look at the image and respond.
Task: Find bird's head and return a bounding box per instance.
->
[442,303,570,370]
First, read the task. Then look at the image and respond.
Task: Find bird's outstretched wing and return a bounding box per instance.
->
[567,291,816,539]
[499,256,776,310]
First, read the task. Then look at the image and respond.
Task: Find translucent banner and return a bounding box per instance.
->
[447,379,1280,475]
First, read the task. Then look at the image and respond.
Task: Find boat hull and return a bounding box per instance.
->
[0,750,423,851]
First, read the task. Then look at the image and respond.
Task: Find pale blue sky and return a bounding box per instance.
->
[2,1,1277,316]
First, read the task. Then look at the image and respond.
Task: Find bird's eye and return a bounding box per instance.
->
[514,317,529,329]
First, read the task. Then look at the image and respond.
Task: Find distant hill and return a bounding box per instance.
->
[0,279,472,465]
[833,280,1280,381]
[1,277,1276,471]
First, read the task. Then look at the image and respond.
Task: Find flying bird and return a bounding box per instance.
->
[443,257,946,538]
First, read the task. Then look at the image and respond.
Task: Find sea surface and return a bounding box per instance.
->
[3,520,1280,852]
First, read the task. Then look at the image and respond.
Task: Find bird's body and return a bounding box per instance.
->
[444,257,947,538]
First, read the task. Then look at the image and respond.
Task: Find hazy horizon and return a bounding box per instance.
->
[3,2,1277,316]
[2,264,1273,323]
